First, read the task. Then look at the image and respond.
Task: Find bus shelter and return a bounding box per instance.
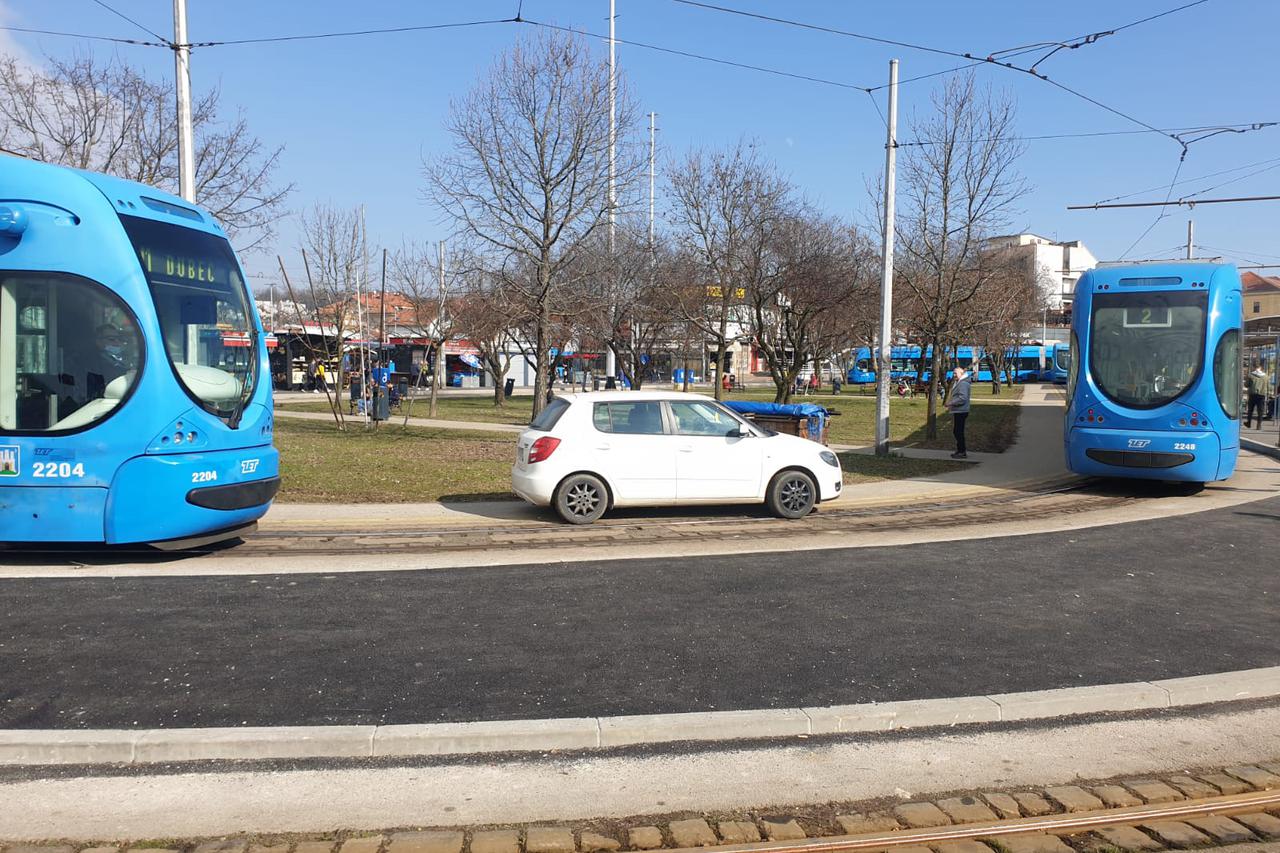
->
[1244,314,1280,445]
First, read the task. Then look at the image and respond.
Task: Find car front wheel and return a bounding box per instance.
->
[766,468,817,519]
[554,473,609,524]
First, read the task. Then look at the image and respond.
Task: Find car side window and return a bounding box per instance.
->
[594,401,664,435]
[669,401,739,437]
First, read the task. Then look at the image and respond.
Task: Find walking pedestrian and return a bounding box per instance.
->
[945,365,971,459]
[305,357,318,393]
[315,360,328,394]
[1245,366,1267,428]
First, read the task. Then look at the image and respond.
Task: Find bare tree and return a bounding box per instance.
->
[298,204,368,403]
[451,260,526,407]
[390,242,456,417]
[890,73,1027,436]
[425,29,640,415]
[668,141,791,400]
[0,53,291,251]
[750,212,878,402]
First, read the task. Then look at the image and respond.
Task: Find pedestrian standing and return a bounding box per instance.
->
[305,357,318,393]
[945,365,971,459]
[315,360,328,394]
[1245,366,1267,428]
[832,374,842,395]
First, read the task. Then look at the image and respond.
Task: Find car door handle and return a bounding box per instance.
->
[596,443,611,451]
[678,445,694,453]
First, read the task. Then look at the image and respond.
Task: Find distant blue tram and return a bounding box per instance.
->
[1042,342,1070,384]
[846,344,1045,385]
[0,156,279,545]
[1065,262,1241,484]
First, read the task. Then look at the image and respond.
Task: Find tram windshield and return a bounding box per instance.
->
[1089,291,1207,409]
[119,215,258,425]
[1054,346,1071,372]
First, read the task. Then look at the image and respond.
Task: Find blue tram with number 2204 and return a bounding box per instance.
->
[0,156,279,545]
[1065,261,1241,485]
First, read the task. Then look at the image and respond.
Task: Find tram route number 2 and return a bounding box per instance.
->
[33,461,86,478]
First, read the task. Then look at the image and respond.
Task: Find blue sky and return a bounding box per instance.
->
[4,0,1279,288]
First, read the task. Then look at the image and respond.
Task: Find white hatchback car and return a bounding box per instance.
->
[512,391,843,524]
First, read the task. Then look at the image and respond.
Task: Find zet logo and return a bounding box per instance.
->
[240,458,260,475]
[0,445,18,476]
[1127,438,1152,449]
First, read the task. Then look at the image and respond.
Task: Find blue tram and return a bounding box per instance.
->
[846,344,1046,385]
[1065,262,1241,484]
[0,156,279,544]
[1041,342,1070,384]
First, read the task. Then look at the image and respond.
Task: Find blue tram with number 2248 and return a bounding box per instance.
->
[0,156,279,545]
[1065,261,1241,485]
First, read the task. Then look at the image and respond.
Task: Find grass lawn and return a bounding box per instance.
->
[837,452,971,484]
[275,417,517,503]
[278,394,535,425]
[278,382,1024,455]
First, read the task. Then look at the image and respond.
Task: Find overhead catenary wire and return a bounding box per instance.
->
[0,24,166,47]
[1092,153,1280,204]
[189,17,515,48]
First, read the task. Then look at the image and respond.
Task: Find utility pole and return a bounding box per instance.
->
[648,111,656,246]
[379,247,388,346]
[1186,219,1194,260]
[874,59,899,457]
[172,0,195,202]
[605,0,618,383]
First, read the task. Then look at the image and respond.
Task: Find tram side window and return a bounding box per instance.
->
[1212,330,1240,420]
[0,273,142,433]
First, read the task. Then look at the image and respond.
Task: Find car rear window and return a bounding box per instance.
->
[529,397,570,431]
[592,401,665,435]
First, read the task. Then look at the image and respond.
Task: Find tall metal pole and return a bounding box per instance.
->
[1186,219,1194,260]
[357,205,368,426]
[608,0,616,251]
[379,247,388,346]
[605,0,618,382]
[648,111,656,246]
[172,0,195,202]
[874,59,899,457]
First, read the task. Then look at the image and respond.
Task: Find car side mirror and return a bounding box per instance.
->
[731,425,751,438]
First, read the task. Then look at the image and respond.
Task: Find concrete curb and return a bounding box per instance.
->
[1242,436,1280,462]
[2,666,1278,766]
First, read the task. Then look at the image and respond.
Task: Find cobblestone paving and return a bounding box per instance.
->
[4,762,1279,853]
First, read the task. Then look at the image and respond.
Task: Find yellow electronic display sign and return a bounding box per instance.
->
[137,247,226,287]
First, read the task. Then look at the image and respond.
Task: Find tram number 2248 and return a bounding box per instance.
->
[33,461,86,478]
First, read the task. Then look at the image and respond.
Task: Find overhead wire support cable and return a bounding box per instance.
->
[0,25,167,47]
[190,17,515,47]
[87,0,170,44]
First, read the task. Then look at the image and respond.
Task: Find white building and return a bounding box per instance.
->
[984,233,1097,312]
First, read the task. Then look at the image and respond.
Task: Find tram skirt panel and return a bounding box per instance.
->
[0,486,108,542]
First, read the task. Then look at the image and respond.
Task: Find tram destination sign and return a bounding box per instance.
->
[136,246,231,289]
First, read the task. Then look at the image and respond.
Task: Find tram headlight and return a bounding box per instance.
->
[0,205,27,237]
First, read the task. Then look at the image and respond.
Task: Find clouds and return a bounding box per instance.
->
[0,0,37,68]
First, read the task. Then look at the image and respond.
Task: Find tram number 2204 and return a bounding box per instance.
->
[33,461,86,478]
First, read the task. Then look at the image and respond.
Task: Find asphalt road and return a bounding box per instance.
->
[2,496,1278,729]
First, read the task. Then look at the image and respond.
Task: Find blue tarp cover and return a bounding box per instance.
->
[723,400,828,418]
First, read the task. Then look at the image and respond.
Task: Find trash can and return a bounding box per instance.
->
[503,378,515,398]
[592,375,601,391]
[397,378,409,398]
[722,401,832,445]
[605,376,617,389]
[371,387,390,421]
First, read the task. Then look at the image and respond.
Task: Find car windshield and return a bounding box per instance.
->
[1089,290,1206,409]
[119,214,257,425]
[530,396,570,430]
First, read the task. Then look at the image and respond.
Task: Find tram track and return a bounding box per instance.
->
[0,479,1145,562]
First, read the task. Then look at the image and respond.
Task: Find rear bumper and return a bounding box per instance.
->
[511,464,557,506]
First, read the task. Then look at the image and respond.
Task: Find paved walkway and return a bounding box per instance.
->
[274,407,524,433]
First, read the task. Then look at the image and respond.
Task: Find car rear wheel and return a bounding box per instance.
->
[766,468,817,519]
[554,473,608,524]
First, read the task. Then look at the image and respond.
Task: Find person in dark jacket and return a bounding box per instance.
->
[945,365,972,459]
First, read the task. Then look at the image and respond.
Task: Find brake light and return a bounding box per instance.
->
[527,436,561,464]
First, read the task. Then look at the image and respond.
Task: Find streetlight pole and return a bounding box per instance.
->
[172,0,195,202]
[604,0,618,383]
[874,59,899,457]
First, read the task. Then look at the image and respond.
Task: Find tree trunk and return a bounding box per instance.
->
[925,339,941,440]
[429,338,443,418]
[533,303,550,415]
